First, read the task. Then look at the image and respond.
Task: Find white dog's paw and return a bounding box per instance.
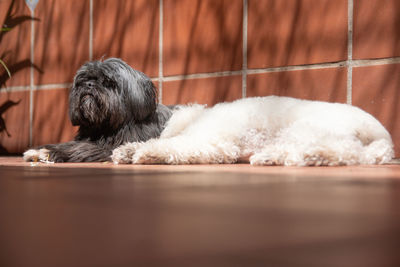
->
[131,141,176,164]
[131,148,165,164]
[303,155,331,166]
[249,153,282,166]
[303,154,345,166]
[111,143,139,164]
[23,148,50,162]
[131,149,148,164]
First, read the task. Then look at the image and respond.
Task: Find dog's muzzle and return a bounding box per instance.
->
[79,93,101,123]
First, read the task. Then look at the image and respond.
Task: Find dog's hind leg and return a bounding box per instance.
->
[112,135,241,164]
[361,138,394,164]
[250,130,394,166]
[249,142,315,166]
[249,140,356,166]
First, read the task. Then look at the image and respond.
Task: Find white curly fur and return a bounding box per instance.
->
[111,96,394,166]
[23,148,51,163]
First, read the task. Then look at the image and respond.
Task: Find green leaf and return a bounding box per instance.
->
[1,27,12,32]
[0,59,12,78]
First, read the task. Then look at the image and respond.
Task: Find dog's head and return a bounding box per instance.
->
[69,58,157,130]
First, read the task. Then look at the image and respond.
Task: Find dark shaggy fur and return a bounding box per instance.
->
[25,58,172,162]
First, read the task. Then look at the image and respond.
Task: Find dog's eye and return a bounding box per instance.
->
[103,79,116,89]
[76,75,96,84]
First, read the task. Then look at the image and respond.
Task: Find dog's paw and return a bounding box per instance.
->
[131,148,161,164]
[303,155,331,166]
[249,153,283,166]
[111,143,139,164]
[23,148,50,162]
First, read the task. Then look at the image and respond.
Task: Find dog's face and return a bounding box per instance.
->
[69,58,157,130]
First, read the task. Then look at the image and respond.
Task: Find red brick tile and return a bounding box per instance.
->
[353,0,400,59]
[163,0,243,76]
[93,0,159,78]
[34,0,90,85]
[352,64,400,157]
[248,0,348,69]
[247,68,347,103]
[0,0,31,87]
[0,90,30,154]
[32,88,77,146]
[162,76,242,106]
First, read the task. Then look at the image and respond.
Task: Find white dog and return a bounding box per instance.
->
[112,96,394,166]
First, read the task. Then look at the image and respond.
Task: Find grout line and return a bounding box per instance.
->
[347,0,354,105]
[29,9,35,147]
[0,85,30,93]
[3,57,400,94]
[242,0,248,98]
[162,70,243,82]
[1,83,72,93]
[89,0,93,61]
[347,0,353,62]
[347,65,352,104]
[35,83,72,90]
[352,57,400,66]
[248,61,348,74]
[158,0,163,104]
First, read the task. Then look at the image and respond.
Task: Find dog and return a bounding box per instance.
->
[112,96,394,166]
[23,58,172,162]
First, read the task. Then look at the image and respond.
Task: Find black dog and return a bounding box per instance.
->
[24,58,172,162]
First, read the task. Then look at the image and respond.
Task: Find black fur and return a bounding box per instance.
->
[27,58,172,162]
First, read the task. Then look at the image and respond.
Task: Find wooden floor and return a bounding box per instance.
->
[1,157,400,267]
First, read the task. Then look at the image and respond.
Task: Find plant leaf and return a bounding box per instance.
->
[0,59,11,78]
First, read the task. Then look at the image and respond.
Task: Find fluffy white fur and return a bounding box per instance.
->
[112,96,394,166]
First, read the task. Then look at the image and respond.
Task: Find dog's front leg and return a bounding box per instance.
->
[23,141,112,163]
[112,136,241,165]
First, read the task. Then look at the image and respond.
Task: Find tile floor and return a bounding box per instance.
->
[1,156,400,267]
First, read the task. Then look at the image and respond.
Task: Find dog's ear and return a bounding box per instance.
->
[106,58,157,121]
[69,83,82,126]
[125,74,157,121]
[69,107,80,126]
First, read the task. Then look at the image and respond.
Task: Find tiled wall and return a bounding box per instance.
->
[1,0,399,156]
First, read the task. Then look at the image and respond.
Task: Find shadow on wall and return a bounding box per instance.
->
[34,0,90,86]
[164,0,349,105]
[92,0,159,77]
[177,0,242,97]
[163,0,243,105]
[353,0,400,141]
[0,0,41,154]
[247,0,348,102]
